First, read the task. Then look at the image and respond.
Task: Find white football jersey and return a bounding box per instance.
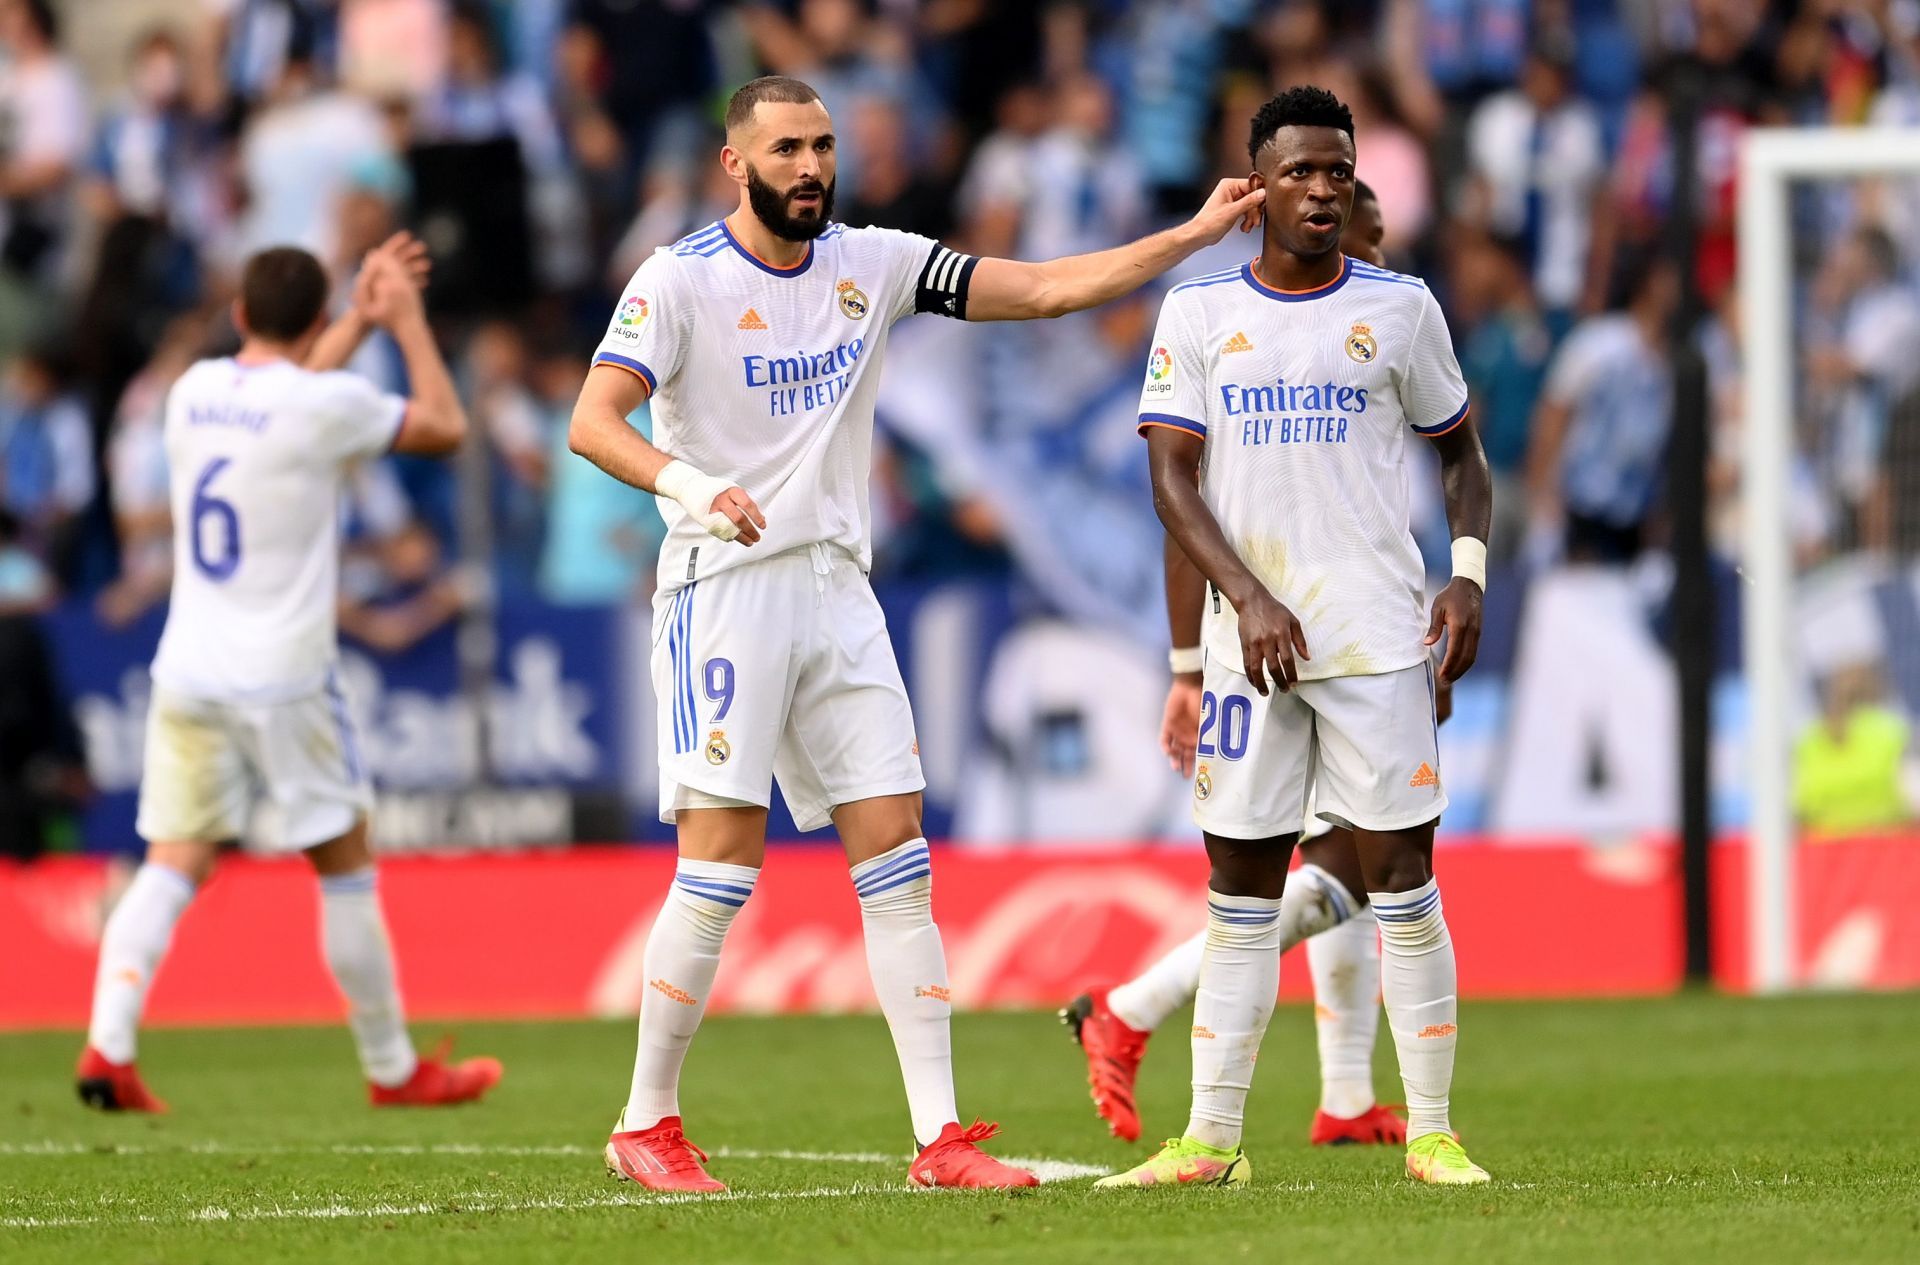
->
[590,219,976,592]
[1139,255,1470,680]
[150,357,407,702]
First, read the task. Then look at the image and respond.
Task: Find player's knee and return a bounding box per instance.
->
[833,793,924,865]
[303,817,374,877]
[1362,843,1434,894]
[1203,834,1290,899]
[1297,831,1369,904]
[146,841,219,887]
[675,804,770,867]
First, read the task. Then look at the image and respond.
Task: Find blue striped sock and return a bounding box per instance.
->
[624,858,759,1131]
[851,839,956,1147]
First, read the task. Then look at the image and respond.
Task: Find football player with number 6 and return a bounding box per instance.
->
[77,237,502,1113]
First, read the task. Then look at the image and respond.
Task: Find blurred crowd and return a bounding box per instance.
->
[3,0,1920,838]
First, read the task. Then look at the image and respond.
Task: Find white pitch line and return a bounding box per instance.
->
[0,1184,913,1230]
[0,1141,1110,1229]
[0,1140,1108,1180]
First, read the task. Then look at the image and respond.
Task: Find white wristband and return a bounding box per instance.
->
[1452,536,1488,591]
[654,459,741,542]
[1169,645,1205,674]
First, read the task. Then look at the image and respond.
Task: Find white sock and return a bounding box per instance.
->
[1371,878,1456,1140]
[1107,931,1204,1032]
[86,864,197,1064]
[623,858,759,1131]
[1108,863,1353,1034]
[319,868,418,1088]
[851,839,957,1148]
[1307,906,1381,1118]
[1185,888,1283,1150]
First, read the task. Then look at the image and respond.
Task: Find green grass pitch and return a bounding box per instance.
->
[3,993,1917,1263]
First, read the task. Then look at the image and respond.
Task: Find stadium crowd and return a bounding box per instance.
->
[3,0,1920,846]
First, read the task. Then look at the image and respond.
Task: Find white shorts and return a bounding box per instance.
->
[136,677,373,850]
[652,544,924,833]
[1192,658,1446,838]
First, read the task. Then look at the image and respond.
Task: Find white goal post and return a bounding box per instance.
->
[1739,126,1920,993]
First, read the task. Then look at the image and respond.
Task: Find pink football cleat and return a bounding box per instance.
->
[604,1115,727,1193]
[908,1120,1040,1189]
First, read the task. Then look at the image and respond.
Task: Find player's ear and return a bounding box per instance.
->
[229,297,248,339]
[719,142,749,187]
[1247,169,1264,193]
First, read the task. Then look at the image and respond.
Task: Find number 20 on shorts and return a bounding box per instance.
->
[1197,690,1251,761]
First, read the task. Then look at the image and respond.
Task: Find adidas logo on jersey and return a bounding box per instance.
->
[1409,762,1439,788]
[1221,331,1253,354]
[737,308,768,331]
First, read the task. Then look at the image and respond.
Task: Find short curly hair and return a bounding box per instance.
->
[1247,86,1354,163]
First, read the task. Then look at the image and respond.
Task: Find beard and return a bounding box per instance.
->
[746,165,836,242]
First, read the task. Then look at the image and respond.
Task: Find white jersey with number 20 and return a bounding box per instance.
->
[1138,255,1470,680]
[149,357,407,703]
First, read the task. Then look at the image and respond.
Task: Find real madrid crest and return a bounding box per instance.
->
[1345,322,1377,364]
[1195,763,1213,801]
[837,279,869,321]
[705,730,731,766]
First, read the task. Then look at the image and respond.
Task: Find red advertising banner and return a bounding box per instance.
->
[3,839,1917,1030]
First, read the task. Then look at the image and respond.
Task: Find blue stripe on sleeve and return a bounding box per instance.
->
[1412,398,1471,436]
[1138,412,1206,438]
[594,352,658,393]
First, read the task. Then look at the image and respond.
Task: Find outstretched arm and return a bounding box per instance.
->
[1146,426,1309,695]
[1425,420,1492,682]
[963,179,1264,322]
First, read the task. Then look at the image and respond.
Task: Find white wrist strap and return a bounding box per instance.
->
[654,459,740,542]
[1452,536,1488,590]
[1169,645,1205,674]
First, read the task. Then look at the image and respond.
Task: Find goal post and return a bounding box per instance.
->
[1738,126,1920,993]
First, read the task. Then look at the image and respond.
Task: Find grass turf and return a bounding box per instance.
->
[2,993,1917,1263]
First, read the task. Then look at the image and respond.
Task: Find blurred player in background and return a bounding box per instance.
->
[76,236,502,1112]
[568,75,1264,1193]
[1068,183,1448,1151]
[1096,87,1492,1190]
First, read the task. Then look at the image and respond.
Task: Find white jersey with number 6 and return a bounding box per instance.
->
[149,356,407,703]
[1138,255,1469,680]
